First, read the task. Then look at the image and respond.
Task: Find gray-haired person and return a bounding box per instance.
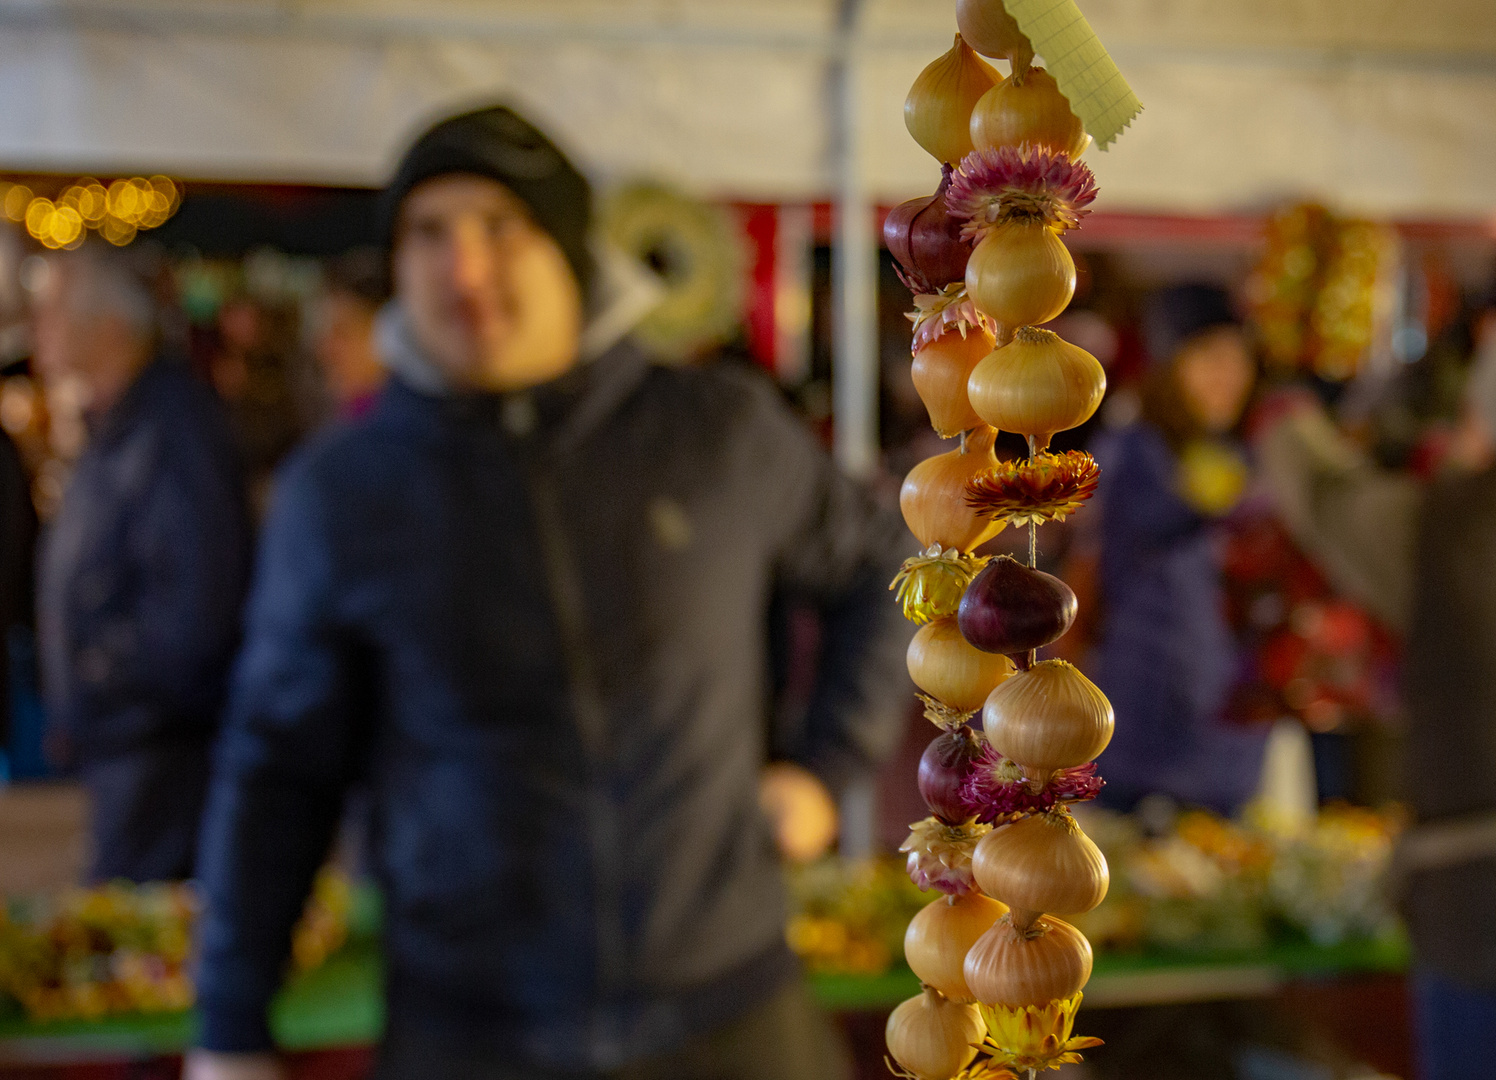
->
[32,241,251,882]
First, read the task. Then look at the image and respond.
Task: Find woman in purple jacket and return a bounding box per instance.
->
[1090,284,1267,815]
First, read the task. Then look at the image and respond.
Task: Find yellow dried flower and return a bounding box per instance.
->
[978,992,1104,1072]
[892,545,990,624]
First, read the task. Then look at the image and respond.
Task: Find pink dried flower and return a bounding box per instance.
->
[962,745,1103,824]
[907,284,996,353]
[946,146,1098,239]
[900,817,991,895]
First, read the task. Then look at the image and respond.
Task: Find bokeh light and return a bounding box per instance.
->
[0,175,181,248]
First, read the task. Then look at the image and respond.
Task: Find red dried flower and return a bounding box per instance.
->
[947,145,1098,239]
[962,746,1103,824]
[965,451,1101,526]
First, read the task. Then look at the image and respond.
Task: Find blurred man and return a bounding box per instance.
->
[32,243,251,882]
[186,106,910,1080]
[1257,313,1496,1080]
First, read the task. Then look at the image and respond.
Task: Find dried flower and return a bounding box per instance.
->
[919,693,978,731]
[963,745,1103,824]
[893,545,990,625]
[965,451,1101,526]
[909,283,996,353]
[900,815,992,895]
[979,992,1104,1072]
[947,146,1098,240]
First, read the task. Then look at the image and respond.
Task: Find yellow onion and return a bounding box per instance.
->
[971,809,1109,919]
[963,913,1093,1008]
[913,327,995,438]
[905,891,1008,1003]
[955,0,1034,73]
[885,987,986,1080]
[906,35,1002,166]
[966,326,1105,450]
[900,426,1006,551]
[970,67,1089,159]
[908,617,1017,716]
[964,221,1075,334]
[982,660,1113,776]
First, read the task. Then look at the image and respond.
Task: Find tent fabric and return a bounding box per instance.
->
[0,0,1493,216]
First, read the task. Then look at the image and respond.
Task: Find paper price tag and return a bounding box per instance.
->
[1004,0,1143,149]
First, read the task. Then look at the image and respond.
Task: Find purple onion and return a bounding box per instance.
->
[884,166,972,294]
[958,556,1077,656]
[918,724,985,824]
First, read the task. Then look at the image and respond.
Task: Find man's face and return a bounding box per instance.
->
[393,174,583,392]
[30,261,140,406]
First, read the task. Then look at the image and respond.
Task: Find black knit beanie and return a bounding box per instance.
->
[1142,283,1240,367]
[383,105,596,299]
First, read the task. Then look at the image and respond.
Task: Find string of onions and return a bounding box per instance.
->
[889,2,1114,1075]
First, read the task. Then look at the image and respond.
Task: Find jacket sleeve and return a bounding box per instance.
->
[1257,407,1420,633]
[756,385,915,795]
[66,436,250,749]
[194,459,367,1053]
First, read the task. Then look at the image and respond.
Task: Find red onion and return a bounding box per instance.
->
[884,165,972,294]
[958,555,1077,656]
[918,723,985,824]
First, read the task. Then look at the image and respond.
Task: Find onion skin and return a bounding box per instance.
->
[885,168,973,295]
[955,0,1035,72]
[966,325,1106,449]
[885,988,986,1080]
[906,35,1002,166]
[901,426,1005,551]
[982,660,1114,775]
[958,555,1078,655]
[908,617,1017,716]
[919,724,986,824]
[963,914,1093,1008]
[971,809,1110,916]
[965,221,1075,332]
[905,891,1008,1003]
[912,327,994,438]
[970,67,1089,160]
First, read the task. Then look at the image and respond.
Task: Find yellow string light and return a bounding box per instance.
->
[0,175,181,247]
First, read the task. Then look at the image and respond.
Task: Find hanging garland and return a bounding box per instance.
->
[882,3,1138,1076]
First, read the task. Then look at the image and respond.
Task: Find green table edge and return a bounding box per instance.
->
[0,930,1408,1052]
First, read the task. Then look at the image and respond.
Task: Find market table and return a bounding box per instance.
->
[0,931,1409,1068]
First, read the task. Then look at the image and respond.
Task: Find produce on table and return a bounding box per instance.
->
[887,2,1138,1073]
[0,869,351,1023]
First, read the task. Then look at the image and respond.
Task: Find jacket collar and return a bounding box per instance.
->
[375,307,653,455]
[86,355,173,447]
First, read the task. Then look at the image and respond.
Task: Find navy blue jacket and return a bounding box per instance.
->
[1090,422,1266,814]
[37,359,250,763]
[194,345,912,1068]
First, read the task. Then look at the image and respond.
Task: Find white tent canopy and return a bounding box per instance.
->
[1,0,1494,218]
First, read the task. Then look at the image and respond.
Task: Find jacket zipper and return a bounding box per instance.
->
[525,465,627,1010]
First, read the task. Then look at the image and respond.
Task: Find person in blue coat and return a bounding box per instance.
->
[32,243,251,881]
[184,106,911,1080]
[1090,284,1267,815]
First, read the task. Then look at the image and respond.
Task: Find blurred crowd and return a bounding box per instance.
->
[0,103,1493,1080]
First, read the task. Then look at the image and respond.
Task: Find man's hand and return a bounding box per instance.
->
[181,1051,286,1080]
[758,762,839,864]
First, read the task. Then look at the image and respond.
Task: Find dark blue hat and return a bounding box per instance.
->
[1143,283,1240,366]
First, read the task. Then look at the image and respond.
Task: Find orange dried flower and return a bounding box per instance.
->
[965,451,1100,526]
